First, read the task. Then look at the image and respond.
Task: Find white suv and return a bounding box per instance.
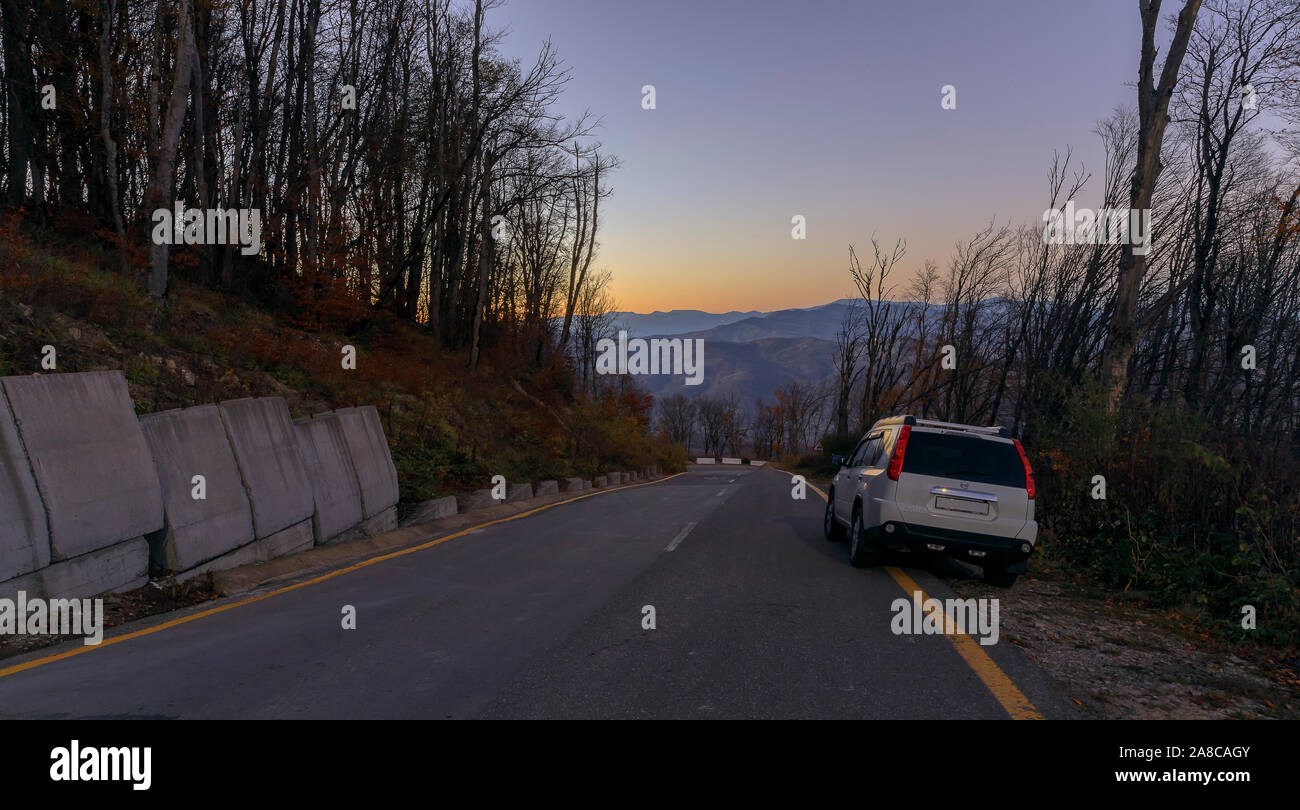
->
[823,415,1037,587]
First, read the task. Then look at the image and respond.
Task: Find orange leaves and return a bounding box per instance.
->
[286,273,370,332]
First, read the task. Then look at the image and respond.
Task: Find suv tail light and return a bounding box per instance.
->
[886,426,911,480]
[1013,439,1035,500]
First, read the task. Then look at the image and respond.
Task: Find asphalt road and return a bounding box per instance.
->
[0,466,1078,719]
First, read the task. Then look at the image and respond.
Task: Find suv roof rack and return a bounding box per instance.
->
[871,414,1011,438]
[871,415,917,427]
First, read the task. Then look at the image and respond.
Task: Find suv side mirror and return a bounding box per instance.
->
[831,454,845,467]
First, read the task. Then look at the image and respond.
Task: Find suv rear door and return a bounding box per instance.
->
[837,431,882,519]
[833,437,867,520]
[893,429,1031,538]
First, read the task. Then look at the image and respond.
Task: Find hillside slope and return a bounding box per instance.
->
[0,222,684,507]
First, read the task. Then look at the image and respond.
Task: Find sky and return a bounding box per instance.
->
[496,0,1157,313]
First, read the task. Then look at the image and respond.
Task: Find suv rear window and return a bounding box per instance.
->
[901,431,1026,488]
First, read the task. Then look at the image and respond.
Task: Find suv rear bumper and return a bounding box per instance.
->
[867,520,1035,572]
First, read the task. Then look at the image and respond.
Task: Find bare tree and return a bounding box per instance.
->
[749,399,782,460]
[696,396,728,457]
[143,0,196,303]
[657,393,696,449]
[831,298,863,435]
[1101,0,1203,409]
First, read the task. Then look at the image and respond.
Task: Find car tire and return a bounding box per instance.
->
[984,568,1018,588]
[824,493,845,540]
[848,506,878,567]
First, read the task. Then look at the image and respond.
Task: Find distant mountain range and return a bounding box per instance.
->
[610,308,763,337]
[631,335,838,405]
[605,297,990,410]
[612,299,897,407]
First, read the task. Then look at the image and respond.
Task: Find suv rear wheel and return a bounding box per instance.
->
[848,506,878,567]
[983,567,1018,588]
[824,493,845,540]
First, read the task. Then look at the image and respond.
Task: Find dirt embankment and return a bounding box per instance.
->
[949,573,1299,720]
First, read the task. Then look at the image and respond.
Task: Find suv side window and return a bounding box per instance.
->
[852,432,882,467]
[843,438,867,468]
[874,428,896,467]
[865,429,893,468]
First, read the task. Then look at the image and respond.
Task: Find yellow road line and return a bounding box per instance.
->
[0,472,685,680]
[764,465,828,501]
[766,465,1044,720]
[885,567,1044,720]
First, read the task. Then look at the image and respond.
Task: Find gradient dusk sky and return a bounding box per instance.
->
[498,0,1163,313]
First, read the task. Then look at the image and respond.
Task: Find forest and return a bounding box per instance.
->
[1,0,621,379]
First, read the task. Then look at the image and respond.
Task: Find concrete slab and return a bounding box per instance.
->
[560,478,585,493]
[334,406,399,519]
[607,472,622,486]
[534,480,559,497]
[175,520,314,583]
[0,537,148,601]
[505,483,533,503]
[218,398,314,539]
[456,489,497,513]
[402,496,457,526]
[140,405,255,571]
[358,505,398,536]
[294,415,365,545]
[594,475,608,488]
[1,371,163,561]
[0,386,49,582]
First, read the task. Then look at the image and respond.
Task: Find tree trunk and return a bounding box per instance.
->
[143,0,196,304]
[2,0,34,206]
[97,0,127,272]
[1100,0,1201,411]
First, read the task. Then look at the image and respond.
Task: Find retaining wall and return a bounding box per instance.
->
[218,398,315,541]
[140,405,255,571]
[0,372,160,598]
[0,388,49,583]
[294,414,365,545]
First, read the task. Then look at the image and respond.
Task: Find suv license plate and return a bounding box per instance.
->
[936,496,989,515]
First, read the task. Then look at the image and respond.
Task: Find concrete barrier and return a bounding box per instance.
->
[593,475,608,488]
[218,398,315,552]
[560,477,586,492]
[140,405,255,571]
[175,528,316,584]
[402,496,457,526]
[696,457,715,464]
[505,482,533,503]
[0,379,414,597]
[0,372,159,598]
[334,406,399,524]
[607,472,622,486]
[1,371,163,562]
[456,489,497,513]
[0,537,147,601]
[0,387,49,583]
[294,414,365,545]
[721,457,742,465]
[534,480,559,497]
